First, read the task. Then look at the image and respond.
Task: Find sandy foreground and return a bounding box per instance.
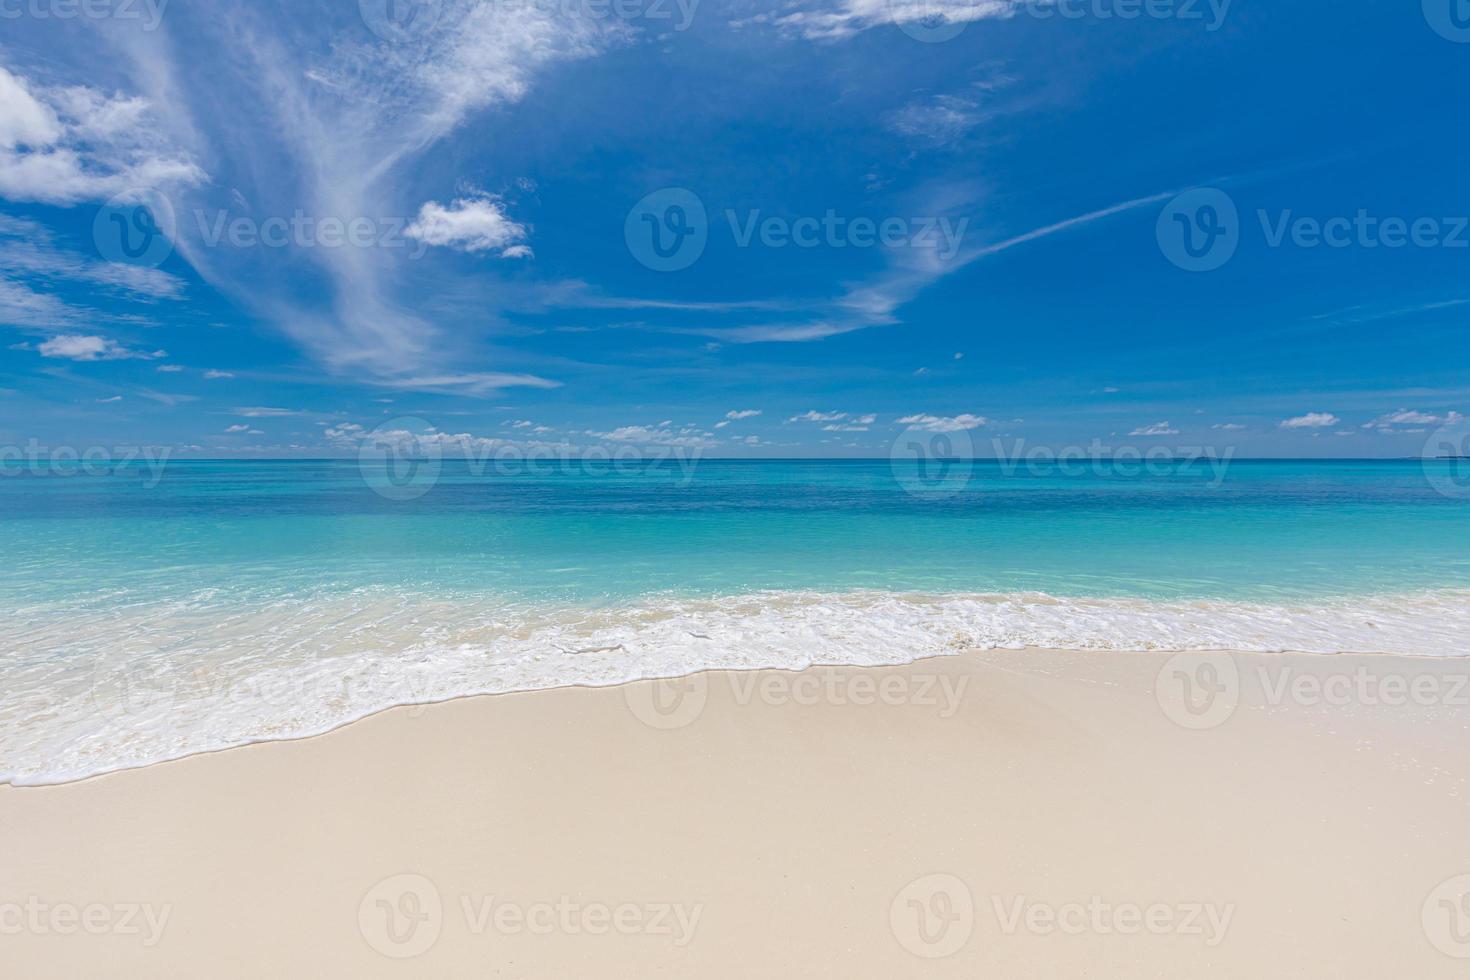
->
[2,647,1469,978]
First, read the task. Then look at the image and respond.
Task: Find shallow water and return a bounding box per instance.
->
[3,457,1468,783]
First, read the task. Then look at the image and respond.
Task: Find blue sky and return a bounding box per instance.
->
[1,0,1468,457]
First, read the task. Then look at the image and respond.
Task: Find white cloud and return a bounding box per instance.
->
[1361,409,1464,432]
[225,424,263,434]
[36,334,165,361]
[788,410,849,422]
[898,413,987,432]
[405,195,529,256]
[1129,421,1180,436]
[156,364,185,372]
[1280,413,1340,429]
[101,1,628,385]
[587,425,714,448]
[1212,423,1246,431]
[887,92,991,146]
[0,67,63,149]
[95,395,123,403]
[725,409,762,420]
[204,369,235,379]
[0,67,204,206]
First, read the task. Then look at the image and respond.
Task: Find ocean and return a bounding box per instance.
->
[3,456,1468,784]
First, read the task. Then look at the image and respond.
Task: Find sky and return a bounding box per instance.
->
[1,0,1468,458]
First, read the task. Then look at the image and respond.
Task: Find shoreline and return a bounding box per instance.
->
[10,585,1470,786]
[6,640,1469,788]
[3,648,1468,977]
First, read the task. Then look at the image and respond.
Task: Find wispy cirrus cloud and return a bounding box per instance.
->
[32,0,631,394]
[1361,409,1463,433]
[688,186,1178,345]
[738,0,1020,41]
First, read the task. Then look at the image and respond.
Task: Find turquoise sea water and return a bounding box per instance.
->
[3,457,1469,783]
[5,458,1470,602]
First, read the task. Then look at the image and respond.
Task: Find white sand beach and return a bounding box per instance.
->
[2,648,1468,978]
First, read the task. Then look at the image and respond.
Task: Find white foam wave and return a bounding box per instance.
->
[3,588,1468,785]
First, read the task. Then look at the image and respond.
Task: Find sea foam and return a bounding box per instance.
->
[2,587,1468,785]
